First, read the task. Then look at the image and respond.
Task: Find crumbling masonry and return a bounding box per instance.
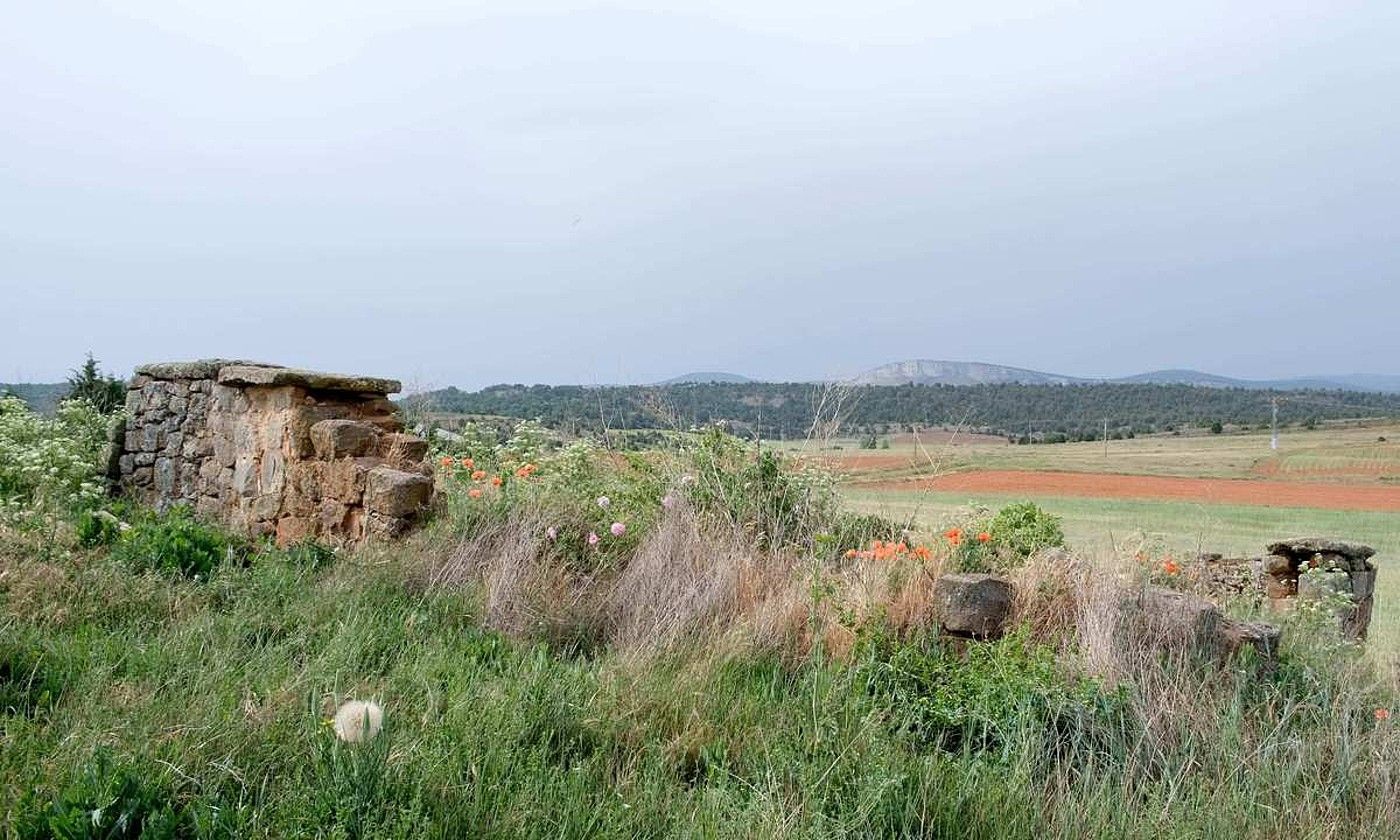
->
[110,360,434,546]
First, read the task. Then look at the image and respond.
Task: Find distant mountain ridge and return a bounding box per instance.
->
[848,360,1400,394]
[658,371,754,385]
[849,360,1084,387]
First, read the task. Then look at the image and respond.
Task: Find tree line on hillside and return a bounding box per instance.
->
[410,381,1400,441]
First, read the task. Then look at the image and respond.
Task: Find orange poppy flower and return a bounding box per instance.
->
[440,456,454,467]
[491,475,503,487]
[844,549,859,559]
[1163,560,1181,575]
[461,457,474,469]
[1376,708,1391,721]
[977,532,991,543]
[467,488,482,499]
[471,470,486,481]
[914,545,931,560]
[944,528,962,541]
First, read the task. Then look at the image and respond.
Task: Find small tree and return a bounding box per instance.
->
[64,354,126,414]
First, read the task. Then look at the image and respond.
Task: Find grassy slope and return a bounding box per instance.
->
[5,532,1396,838]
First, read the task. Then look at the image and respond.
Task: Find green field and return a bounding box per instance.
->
[783,420,1400,482]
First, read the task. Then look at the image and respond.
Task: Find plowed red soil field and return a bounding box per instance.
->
[863,470,1400,512]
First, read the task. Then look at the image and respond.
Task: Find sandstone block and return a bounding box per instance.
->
[364,466,433,518]
[1263,554,1294,576]
[1222,619,1281,665]
[936,573,1013,639]
[311,419,380,459]
[379,432,429,463]
[1138,587,1224,657]
[276,516,314,546]
[1267,538,1374,563]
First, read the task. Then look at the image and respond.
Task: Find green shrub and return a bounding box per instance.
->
[113,507,232,578]
[75,508,123,547]
[987,501,1065,560]
[858,628,1130,766]
[15,751,189,839]
[823,511,903,559]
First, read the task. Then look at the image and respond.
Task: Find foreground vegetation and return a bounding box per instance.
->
[3,399,1399,837]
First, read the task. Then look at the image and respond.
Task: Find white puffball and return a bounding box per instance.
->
[332,700,384,743]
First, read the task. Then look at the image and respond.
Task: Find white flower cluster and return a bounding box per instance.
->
[0,395,114,530]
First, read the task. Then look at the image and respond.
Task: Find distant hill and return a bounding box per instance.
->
[849,360,1085,387]
[846,360,1400,394]
[0,382,67,414]
[658,371,755,385]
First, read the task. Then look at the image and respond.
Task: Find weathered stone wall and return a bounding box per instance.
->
[113,360,433,546]
[1197,538,1377,640]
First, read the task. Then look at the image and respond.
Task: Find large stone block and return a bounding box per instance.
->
[936,573,1013,639]
[364,466,433,518]
[311,419,380,459]
[1137,587,1224,657]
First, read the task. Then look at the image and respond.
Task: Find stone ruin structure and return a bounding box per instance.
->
[110,360,434,546]
[935,570,1281,664]
[1196,538,1377,640]
[935,537,1381,665]
[1261,538,1376,639]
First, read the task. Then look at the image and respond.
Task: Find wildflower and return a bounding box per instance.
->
[844,549,859,559]
[546,526,558,540]
[440,456,453,468]
[1376,708,1391,721]
[491,475,503,487]
[610,522,626,537]
[468,488,482,499]
[461,457,474,469]
[332,700,384,744]
[914,545,932,560]
[471,470,486,481]
[597,496,611,509]
[977,532,991,543]
[945,527,962,546]
[1163,559,1181,575]
[587,531,600,546]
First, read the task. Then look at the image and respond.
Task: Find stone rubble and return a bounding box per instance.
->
[111,360,434,546]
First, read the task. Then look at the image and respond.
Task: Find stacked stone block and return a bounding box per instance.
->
[113,360,433,546]
[1262,538,1377,640]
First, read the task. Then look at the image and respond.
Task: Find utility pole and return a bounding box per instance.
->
[1270,397,1279,451]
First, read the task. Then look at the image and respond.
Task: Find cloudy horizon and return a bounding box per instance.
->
[4,1,1398,389]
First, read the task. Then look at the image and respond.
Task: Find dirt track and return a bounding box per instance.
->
[864,470,1400,512]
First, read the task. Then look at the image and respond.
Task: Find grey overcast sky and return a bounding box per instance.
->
[3,1,1398,389]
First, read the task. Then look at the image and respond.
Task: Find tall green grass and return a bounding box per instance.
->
[3,529,1398,837]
